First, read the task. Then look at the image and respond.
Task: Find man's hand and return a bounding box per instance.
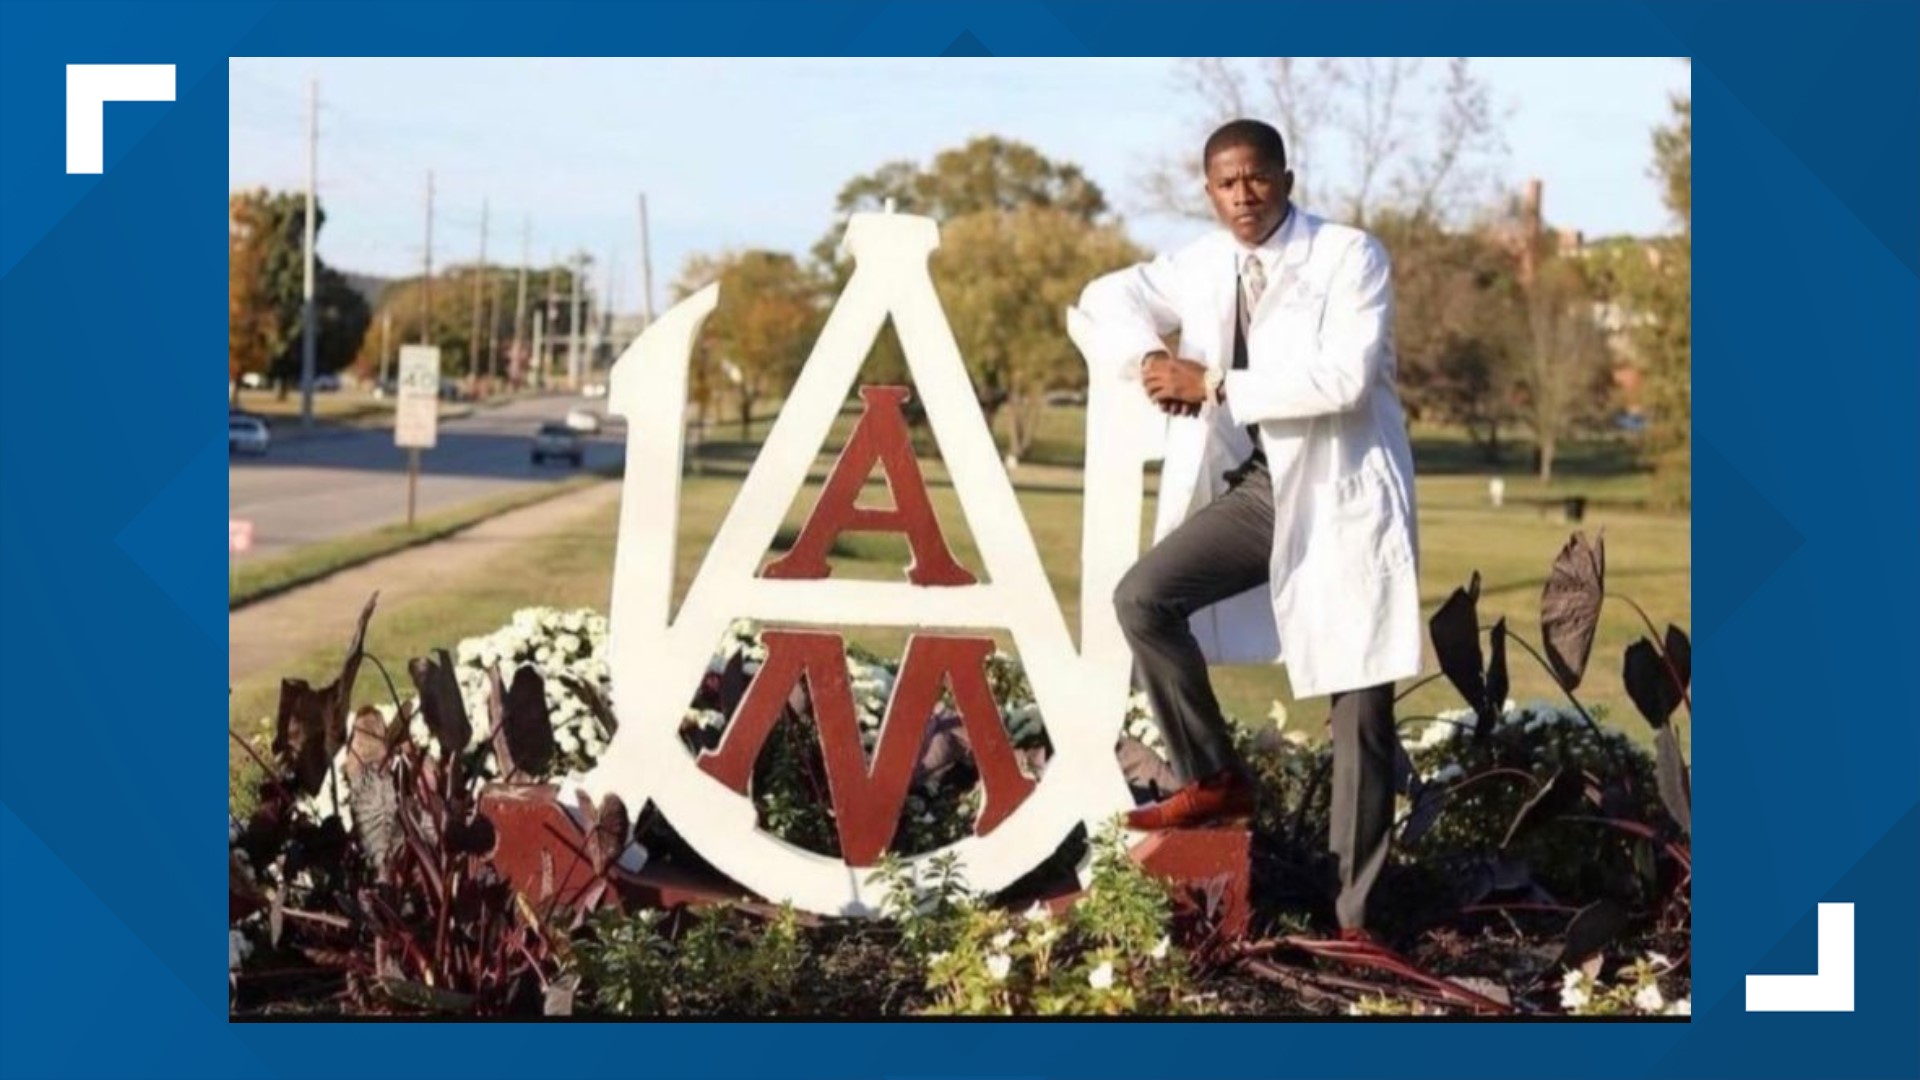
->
[1143,354,1212,417]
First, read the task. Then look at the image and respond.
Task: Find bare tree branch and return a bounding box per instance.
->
[1133,57,1506,228]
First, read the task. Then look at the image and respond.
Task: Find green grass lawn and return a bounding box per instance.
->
[233,388,395,424]
[229,472,613,609]
[232,402,1688,799]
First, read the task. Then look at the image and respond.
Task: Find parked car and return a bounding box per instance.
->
[229,414,271,456]
[581,381,609,399]
[531,423,584,467]
[564,407,602,433]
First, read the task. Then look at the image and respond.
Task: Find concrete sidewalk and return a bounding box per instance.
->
[228,478,621,684]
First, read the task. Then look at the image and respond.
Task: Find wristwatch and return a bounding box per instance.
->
[1203,366,1225,405]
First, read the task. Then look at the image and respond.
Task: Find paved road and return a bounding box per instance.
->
[229,394,624,559]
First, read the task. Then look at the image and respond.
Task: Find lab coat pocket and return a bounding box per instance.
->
[1314,467,1413,584]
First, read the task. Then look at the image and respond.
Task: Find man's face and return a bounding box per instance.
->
[1205,145,1292,246]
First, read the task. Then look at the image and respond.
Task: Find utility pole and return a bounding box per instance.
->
[637,192,655,325]
[298,76,318,428]
[469,198,488,391]
[512,216,529,387]
[408,168,434,532]
[567,252,584,391]
[485,247,503,384]
[377,310,392,387]
[420,170,434,344]
[541,253,557,390]
[603,244,617,372]
[531,308,545,393]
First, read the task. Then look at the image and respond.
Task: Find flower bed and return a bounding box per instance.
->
[231,529,1692,1018]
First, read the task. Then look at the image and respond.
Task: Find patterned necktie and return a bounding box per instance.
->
[1241,254,1267,334]
[1232,253,1267,465]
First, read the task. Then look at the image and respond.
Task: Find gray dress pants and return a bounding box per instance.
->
[1112,455,1397,929]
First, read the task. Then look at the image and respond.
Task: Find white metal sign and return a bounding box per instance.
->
[584,212,1153,915]
[394,345,441,450]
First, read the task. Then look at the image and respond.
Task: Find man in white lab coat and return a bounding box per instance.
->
[1078,119,1421,935]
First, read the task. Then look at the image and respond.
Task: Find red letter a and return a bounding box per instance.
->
[762,385,975,586]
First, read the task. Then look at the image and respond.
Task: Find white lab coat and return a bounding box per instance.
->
[1076,206,1422,699]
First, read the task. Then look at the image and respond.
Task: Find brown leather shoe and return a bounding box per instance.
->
[1125,770,1254,830]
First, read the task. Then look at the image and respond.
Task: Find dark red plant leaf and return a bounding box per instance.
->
[1665,624,1692,695]
[591,795,631,876]
[1429,571,1487,717]
[273,679,337,797]
[408,649,472,757]
[273,595,382,796]
[1655,726,1692,835]
[1540,531,1605,691]
[446,813,498,858]
[1485,618,1510,728]
[1556,898,1627,969]
[1624,638,1683,729]
[491,666,556,781]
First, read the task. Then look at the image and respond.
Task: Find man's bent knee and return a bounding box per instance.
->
[1112,564,1169,636]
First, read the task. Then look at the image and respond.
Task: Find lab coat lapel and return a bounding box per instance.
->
[1245,207,1315,338]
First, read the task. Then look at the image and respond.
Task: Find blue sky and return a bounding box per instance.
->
[229,57,1689,315]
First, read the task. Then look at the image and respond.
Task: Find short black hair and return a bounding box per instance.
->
[1203,119,1288,174]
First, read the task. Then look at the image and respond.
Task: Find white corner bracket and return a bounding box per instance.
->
[66,64,175,174]
[1745,902,1854,1012]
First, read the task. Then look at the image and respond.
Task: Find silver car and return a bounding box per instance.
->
[531,422,584,467]
[229,414,271,455]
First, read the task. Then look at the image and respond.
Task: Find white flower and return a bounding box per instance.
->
[1646,951,1672,971]
[991,929,1016,951]
[1022,901,1051,924]
[927,950,949,965]
[986,953,1012,982]
[1087,960,1115,991]
[1559,969,1591,1012]
[1633,982,1666,1013]
[1667,997,1691,1017]
[1150,936,1170,961]
[1266,700,1289,729]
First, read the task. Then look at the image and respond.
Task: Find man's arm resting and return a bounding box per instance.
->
[1079,254,1183,384]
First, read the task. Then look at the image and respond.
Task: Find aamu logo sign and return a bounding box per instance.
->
[579,212,1156,915]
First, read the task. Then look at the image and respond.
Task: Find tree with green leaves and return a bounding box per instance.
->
[672,250,824,439]
[227,189,370,398]
[1577,84,1690,505]
[1371,210,1525,460]
[932,206,1145,462]
[1520,254,1615,483]
[813,138,1120,432]
[1639,90,1691,505]
[360,264,576,382]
